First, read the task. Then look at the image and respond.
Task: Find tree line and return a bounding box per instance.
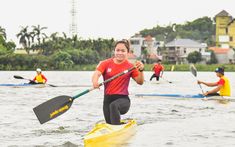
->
[0,16,217,70]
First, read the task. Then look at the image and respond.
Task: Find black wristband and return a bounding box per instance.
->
[139,68,144,72]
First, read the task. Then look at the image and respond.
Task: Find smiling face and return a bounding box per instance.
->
[114,43,129,63]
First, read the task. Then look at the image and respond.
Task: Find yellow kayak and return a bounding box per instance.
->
[84,119,137,147]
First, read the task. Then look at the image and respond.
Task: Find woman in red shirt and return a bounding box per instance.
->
[92,39,144,125]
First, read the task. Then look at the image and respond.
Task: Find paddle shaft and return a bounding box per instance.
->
[72,66,136,99]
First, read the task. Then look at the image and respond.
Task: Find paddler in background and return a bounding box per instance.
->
[29,68,47,84]
[197,67,231,96]
[150,59,164,81]
[92,39,144,125]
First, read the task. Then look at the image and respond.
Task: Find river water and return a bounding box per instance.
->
[0,71,234,147]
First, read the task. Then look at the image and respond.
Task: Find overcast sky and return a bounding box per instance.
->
[1,0,235,44]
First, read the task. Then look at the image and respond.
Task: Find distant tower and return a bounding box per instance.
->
[70,0,78,37]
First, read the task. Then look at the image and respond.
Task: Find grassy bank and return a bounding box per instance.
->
[72,64,235,72]
[1,64,234,71]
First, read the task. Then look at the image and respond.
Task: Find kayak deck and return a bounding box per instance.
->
[84,119,137,147]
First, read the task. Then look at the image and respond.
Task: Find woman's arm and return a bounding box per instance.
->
[133,61,144,85]
[92,70,102,88]
[198,80,218,87]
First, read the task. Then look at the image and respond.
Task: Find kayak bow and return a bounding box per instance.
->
[84,119,137,147]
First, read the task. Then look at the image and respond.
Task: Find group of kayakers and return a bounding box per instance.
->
[33,39,231,126]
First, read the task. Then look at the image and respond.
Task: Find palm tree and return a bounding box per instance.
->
[16,26,32,54]
[0,26,6,40]
[32,25,47,45]
[16,26,28,48]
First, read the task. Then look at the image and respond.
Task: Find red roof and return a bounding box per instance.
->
[208,47,230,54]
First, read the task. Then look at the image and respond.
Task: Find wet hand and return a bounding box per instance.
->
[93,82,100,89]
[197,80,202,84]
[203,91,209,96]
[135,61,144,72]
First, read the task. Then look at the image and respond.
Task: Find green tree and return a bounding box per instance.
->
[0,26,6,40]
[32,25,47,45]
[16,26,33,54]
[207,51,217,64]
[51,51,74,70]
[187,51,202,64]
[139,16,215,46]
[0,29,15,55]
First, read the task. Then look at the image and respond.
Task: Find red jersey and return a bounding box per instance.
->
[217,78,225,86]
[96,58,139,95]
[153,64,164,76]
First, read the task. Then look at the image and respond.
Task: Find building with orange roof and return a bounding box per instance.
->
[209,47,235,63]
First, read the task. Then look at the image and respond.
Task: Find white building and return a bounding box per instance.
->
[164,39,209,64]
[129,34,160,59]
[129,34,144,57]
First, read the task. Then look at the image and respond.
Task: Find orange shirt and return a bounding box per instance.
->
[97,58,139,95]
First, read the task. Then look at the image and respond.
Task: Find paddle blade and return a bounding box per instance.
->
[47,84,57,87]
[33,95,73,124]
[14,75,24,79]
[190,64,197,77]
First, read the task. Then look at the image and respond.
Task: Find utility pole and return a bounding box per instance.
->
[70,0,78,37]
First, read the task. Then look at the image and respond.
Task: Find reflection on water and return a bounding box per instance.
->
[0,71,234,147]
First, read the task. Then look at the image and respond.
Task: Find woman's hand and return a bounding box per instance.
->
[93,82,100,89]
[135,61,144,72]
[203,91,209,96]
[197,80,203,84]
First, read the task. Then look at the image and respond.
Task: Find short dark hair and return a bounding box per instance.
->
[114,39,130,52]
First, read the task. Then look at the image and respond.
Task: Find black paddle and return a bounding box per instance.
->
[161,77,172,83]
[13,75,57,87]
[33,66,136,124]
